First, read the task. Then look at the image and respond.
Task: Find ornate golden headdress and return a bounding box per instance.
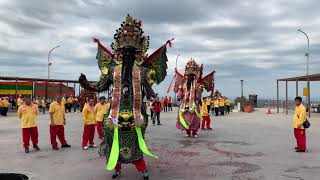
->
[111,15,150,55]
[185,59,201,76]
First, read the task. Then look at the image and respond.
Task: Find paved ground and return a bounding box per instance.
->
[1,108,320,180]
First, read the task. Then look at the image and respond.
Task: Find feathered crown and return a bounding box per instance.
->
[185,59,201,75]
[111,15,150,54]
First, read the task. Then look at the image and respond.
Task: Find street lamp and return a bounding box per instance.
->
[241,80,244,112]
[46,45,60,98]
[298,29,311,117]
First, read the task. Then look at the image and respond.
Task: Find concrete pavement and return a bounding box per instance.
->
[1,108,320,180]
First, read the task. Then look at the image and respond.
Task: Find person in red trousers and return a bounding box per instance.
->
[201,97,212,130]
[113,158,148,179]
[82,98,97,150]
[49,96,71,150]
[293,96,307,152]
[94,96,109,139]
[17,97,40,153]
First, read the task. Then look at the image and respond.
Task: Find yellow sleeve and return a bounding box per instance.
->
[299,106,306,125]
[94,105,98,116]
[82,107,87,124]
[49,104,54,113]
[17,107,22,119]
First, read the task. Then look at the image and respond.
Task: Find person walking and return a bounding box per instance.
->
[201,97,212,130]
[152,97,162,125]
[164,96,168,112]
[168,96,173,111]
[293,96,307,152]
[1,97,9,116]
[17,97,40,153]
[219,97,225,116]
[41,97,46,114]
[214,98,219,116]
[149,97,154,118]
[225,98,231,114]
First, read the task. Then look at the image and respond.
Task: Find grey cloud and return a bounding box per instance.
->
[1,0,320,98]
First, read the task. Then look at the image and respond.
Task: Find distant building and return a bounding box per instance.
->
[0,81,74,98]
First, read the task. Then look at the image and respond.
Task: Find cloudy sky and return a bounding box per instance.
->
[1,0,320,99]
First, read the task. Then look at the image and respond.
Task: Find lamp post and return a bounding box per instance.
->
[241,80,244,112]
[46,46,60,98]
[298,29,311,117]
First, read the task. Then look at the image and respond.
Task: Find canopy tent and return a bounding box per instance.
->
[276,74,320,117]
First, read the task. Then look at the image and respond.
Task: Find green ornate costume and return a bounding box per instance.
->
[79,15,172,171]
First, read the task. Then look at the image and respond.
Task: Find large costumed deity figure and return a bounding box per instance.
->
[79,15,172,180]
[170,59,215,137]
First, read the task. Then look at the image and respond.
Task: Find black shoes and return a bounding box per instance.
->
[25,148,29,153]
[52,147,60,151]
[33,145,40,151]
[158,123,162,125]
[207,128,213,130]
[62,144,71,148]
[201,128,206,130]
[295,149,306,153]
[112,171,121,179]
[294,147,299,150]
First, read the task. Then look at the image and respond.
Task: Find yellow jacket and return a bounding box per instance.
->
[49,101,65,125]
[201,101,209,116]
[2,99,9,107]
[293,104,306,129]
[17,104,38,128]
[214,100,219,107]
[219,99,225,107]
[83,105,96,125]
[94,103,110,122]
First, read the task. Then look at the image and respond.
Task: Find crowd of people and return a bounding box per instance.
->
[147,96,173,126]
[15,95,114,153]
[203,96,232,116]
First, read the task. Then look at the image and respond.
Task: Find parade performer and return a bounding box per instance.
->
[169,59,215,137]
[49,96,71,150]
[94,96,109,139]
[79,15,172,180]
[17,97,40,153]
[201,97,212,130]
[82,98,97,150]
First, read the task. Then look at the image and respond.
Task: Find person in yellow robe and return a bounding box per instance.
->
[17,97,40,153]
[225,98,231,114]
[49,96,71,150]
[214,98,219,116]
[94,96,110,139]
[41,97,46,114]
[1,97,10,116]
[82,98,97,150]
[67,96,73,113]
[293,96,307,152]
[219,97,225,116]
[205,97,212,114]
